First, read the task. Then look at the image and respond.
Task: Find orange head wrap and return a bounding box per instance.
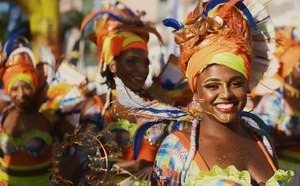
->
[174,1,252,93]
[274,28,300,78]
[80,2,163,66]
[0,50,39,94]
[101,32,148,64]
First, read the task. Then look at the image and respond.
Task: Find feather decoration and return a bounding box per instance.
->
[129,101,189,159]
[116,1,134,16]
[115,77,150,108]
[128,101,188,121]
[162,18,184,31]
[252,41,275,60]
[5,28,27,58]
[235,1,257,30]
[80,10,124,35]
[204,0,257,30]
[245,0,275,90]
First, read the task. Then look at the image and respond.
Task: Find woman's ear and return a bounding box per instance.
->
[108,60,117,74]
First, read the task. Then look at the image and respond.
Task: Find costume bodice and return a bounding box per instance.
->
[0,105,53,157]
[0,129,52,156]
[152,119,294,185]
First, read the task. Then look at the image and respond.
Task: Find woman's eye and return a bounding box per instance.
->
[205,83,219,89]
[231,81,244,87]
[125,59,135,65]
[24,85,32,91]
[10,87,17,92]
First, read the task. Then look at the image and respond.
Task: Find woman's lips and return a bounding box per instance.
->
[215,103,236,112]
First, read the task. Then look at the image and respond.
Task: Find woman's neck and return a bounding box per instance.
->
[200,116,243,138]
[15,106,36,113]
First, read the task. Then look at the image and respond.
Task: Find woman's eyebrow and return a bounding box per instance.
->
[202,77,221,83]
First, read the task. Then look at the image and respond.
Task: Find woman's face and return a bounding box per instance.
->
[196,65,248,124]
[116,48,150,93]
[9,80,35,109]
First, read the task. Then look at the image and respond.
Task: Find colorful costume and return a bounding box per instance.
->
[78,94,167,184]
[0,105,53,186]
[152,117,293,185]
[0,47,53,185]
[73,2,165,185]
[122,0,295,185]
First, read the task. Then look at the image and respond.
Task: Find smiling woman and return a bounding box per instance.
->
[70,1,166,185]
[148,0,296,184]
[0,47,54,185]
[117,0,295,185]
[196,65,248,124]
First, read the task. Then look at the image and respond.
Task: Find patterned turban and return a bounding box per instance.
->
[80,3,163,66]
[174,0,253,93]
[101,31,148,64]
[1,50,39,94]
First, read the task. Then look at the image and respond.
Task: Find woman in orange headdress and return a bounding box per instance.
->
[71,1,165,185]
[0,47,54,185]
[142,0,295,185]
[254,27,300,186]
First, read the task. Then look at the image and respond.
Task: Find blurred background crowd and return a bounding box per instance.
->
[0,0,300,185]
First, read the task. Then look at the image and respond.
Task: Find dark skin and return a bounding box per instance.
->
[5,80,52,135]
[5,80,74,141]
[181,65,278,185]
[79,48,153,176]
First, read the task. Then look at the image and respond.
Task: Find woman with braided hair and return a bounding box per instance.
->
[74,2,166,185]
[118,0,295,185]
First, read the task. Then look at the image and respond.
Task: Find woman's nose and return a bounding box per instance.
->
[219,85,232,99]
[16,88,24,97]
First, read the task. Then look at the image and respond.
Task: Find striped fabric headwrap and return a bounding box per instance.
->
[163,0,275,93]
[0,49,39,94]
[101,31,148,64]
[80,2,163,66]
[177,0,252,93]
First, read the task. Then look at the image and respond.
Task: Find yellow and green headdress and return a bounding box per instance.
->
[80,1,163,66]
[163,0,275,93]
[0,47,39,94]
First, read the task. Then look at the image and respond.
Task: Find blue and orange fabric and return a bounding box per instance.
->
[152,120,294,185]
